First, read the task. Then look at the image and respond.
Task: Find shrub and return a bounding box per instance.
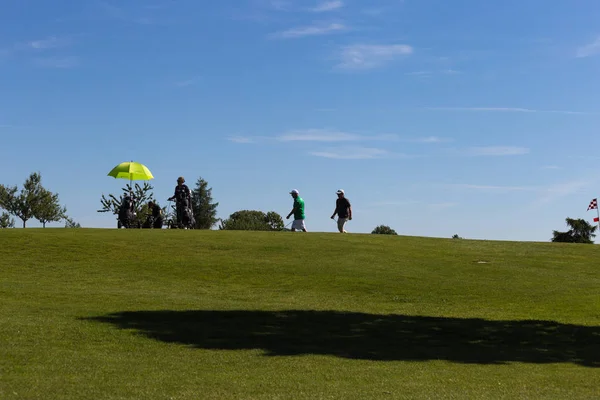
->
[219,210,284,231]
[371,225,398,235]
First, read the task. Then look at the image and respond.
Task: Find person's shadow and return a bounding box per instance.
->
[83,310,599,367]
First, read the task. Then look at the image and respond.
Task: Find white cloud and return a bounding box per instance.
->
[277,129,399,142]
[440,178,594,205]
[405,69,460,76]
[541,165,561,170]
[466,146,530,156]
[34,56,80,68]
[228,136,255,143]
[310,146,389,159]
[412,136,450,143]
[537,180,590,203]
[278,129,360,142]
[310,1,344,12]
[28,36,71,49]
[576,36,600,58]
[428,107,535,113]
[405,71,432,76]
[447,184,534,192]
[271,23,346,38]
[336,44,413,70]
[368,200,457,211]
[228,129,404,146]
[423,107,590,115]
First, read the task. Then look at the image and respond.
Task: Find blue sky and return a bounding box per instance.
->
[1,0,600,241]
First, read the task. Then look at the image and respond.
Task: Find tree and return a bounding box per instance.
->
[265,211,284,231]
[1,173,68,228]
[371,225,398,235]
[0,212,15,228]
[551,217,597,244]
[98,182,156,228]
[219,210,284,231]
[191,177,219,229]
[33,188,67,228]
[0,172,44,228]
[452,234,463,239]
[64,216,81,228]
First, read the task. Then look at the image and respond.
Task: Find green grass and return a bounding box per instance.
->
[1,229,599,399]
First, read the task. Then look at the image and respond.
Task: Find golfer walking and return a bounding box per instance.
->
[331,189,352,233]
[286,189,307,232]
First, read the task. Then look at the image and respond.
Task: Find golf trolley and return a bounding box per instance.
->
[117,193,141,229]
[168,194,195,229]
[142,211,164,229]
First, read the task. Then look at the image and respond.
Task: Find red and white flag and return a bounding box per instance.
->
[587,198,598,211]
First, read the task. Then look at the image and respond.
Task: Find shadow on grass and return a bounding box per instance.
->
[83,310,599,367]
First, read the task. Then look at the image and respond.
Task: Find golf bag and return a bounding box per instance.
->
[174,192,195,229]
[142,214,164,229]
[117,194,138,228]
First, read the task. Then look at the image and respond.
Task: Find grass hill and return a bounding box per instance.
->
[1,229,598,399]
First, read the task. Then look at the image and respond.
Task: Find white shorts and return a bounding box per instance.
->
[292,219,306,230]
[337,218,348,232]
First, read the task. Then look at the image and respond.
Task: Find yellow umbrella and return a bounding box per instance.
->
[107,161,154,187]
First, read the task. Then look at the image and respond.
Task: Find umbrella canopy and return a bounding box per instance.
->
[107,161,154,186]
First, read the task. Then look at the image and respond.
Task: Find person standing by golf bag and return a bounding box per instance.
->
[168,176,195,229]
[143,201,164,229]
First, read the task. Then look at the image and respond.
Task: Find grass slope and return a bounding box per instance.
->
[1,229,599,399]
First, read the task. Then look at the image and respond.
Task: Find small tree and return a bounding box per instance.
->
[0,172,44,228]
[371,225,398,235]
[191,177,219,229]
[265,211,284,231]
[551,217,597,244]
[64,216,81,228]
[219,210,285,231]
[452,234,463,239]
[33,188,67,228]
[98,182,155,227]
[0,212,15,228]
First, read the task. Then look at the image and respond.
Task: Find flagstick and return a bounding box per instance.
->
[129,160,133,193]
[597,205,600,236]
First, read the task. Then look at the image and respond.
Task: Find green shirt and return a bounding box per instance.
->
[293,197,305,220]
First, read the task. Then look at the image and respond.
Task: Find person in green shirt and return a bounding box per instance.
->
[286,189,307,232]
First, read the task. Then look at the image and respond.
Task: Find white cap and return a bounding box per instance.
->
[290,189,299,194]
[336,189,344,195]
